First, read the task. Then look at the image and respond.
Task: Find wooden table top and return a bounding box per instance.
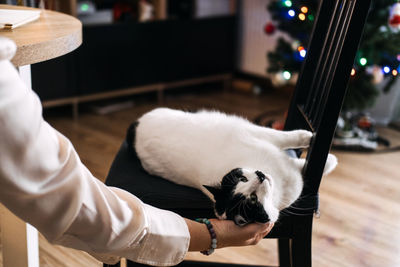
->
[0,4,82,66]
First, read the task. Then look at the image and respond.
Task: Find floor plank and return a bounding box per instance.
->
[1,88,399,266]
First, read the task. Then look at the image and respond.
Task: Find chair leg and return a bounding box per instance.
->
[278,238,291,267]
[291,235,312,267]
[103,262,120,267]
[291,216,313,267]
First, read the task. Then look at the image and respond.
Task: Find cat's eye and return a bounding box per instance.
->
[239,176,248,182]
[250,193,258,204]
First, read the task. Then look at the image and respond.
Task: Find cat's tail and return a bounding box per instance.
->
[126,121,139,154]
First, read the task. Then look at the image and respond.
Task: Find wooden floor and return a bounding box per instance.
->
[1,87,400,267]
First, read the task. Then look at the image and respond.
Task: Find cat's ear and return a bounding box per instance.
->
[203,185,223,199]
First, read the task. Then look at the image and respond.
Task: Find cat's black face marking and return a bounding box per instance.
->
[204,168,270,226]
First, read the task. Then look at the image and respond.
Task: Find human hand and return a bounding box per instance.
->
[209,219,274,248]
[185,218,274,252]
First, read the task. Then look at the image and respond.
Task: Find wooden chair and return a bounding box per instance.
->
[104,0,371,266]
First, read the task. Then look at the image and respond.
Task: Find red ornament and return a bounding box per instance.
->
[358,116,372,129]
[264,22,276,35]
[389,3,400,31]
[271,121,284,130]
[390,15,400,27]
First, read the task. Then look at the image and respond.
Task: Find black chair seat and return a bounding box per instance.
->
[105,141,215,220]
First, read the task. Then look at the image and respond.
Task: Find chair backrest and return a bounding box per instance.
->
[284,0,371,213]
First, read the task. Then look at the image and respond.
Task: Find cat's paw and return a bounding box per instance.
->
[296,130,313,147]
[323,154,338,175]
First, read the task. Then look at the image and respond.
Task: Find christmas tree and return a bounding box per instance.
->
[266,0,400,111]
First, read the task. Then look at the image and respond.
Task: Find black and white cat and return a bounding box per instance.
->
[129,108,337,225]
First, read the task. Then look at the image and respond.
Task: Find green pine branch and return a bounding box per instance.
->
[266,0,400,111]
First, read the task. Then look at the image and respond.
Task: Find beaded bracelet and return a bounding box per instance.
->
[195,218,217,255]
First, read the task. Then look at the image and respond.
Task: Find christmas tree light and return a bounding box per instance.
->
[267,0,400,111]
[288,10,296,17]
[283,71,292,80]
[360,58,367,66]
[383,66,391,74]
[81,3,89,12]
[284,0,292,7]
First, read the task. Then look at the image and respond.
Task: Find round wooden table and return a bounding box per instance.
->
[0,4,82,66]
[0,5,82,267]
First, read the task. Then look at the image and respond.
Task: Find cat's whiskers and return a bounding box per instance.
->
[289,205,318,211]
[221,174,235,185]
[285,193,318,210]
[241,201,249,221]
[228,202,240,213]
[280,209,308,217]
[228,197,245,212]
[244,201,253,220]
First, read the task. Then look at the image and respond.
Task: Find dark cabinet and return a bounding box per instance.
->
[32,16,236,101]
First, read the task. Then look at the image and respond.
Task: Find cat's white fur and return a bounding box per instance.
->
[135,108,337,222]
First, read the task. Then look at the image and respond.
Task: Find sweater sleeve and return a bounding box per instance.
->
[0,37,189,266]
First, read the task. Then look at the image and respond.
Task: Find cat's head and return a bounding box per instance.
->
[204,168,279,226]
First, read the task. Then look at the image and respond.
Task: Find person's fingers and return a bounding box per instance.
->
[262,222,274,236]
[258,225,273,241]
[210,219,275,248]
[241,222,275,246]
[234,222,272,245]
[241,222,271,238]
[247,222,274,237]
[260,229,271,238]
[246,233,263,246]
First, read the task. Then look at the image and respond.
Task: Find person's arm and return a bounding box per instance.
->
[0,38,189,266]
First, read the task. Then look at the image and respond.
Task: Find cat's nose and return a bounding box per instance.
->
[255,171,265,183]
